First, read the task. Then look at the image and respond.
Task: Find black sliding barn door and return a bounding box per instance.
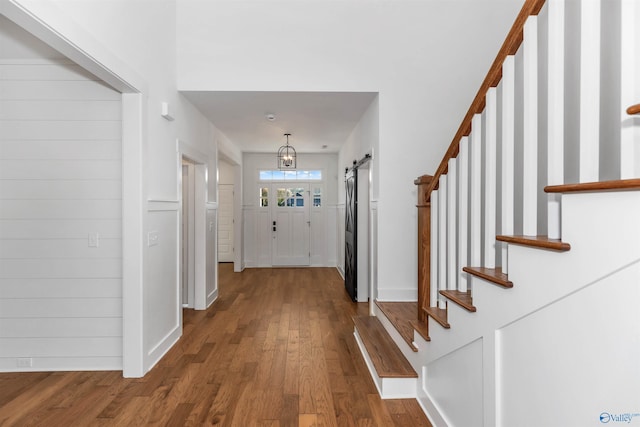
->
[344,171,357,301]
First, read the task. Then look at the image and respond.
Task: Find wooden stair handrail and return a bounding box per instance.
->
[627,104,640,115]
[424,0,546,200]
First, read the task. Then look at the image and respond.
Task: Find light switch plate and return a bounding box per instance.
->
[148,231,159,247]
[88,232,99,247]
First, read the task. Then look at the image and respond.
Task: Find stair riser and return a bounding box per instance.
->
[372,304,423,368]
[353,330,417,399]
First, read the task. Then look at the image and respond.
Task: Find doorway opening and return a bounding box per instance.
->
[217,158,235,263]
[181,158,196,308]
[344,154,372,303]
[178,141,209,311]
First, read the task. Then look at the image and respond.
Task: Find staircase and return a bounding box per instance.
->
[354,0,640,425]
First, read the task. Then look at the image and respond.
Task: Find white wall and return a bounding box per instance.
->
[177,0,526,299]
[339,96,379,201]
[3,0,242,375]
[338,96,379,288]
[218,158,235,185]
[0,17,123,370]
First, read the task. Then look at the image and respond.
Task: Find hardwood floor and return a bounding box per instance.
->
[0,265,431,426]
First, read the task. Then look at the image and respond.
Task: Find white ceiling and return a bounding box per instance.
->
[2,15,374,155]
[182,91,377,154]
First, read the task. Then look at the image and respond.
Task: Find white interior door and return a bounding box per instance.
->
[271,183,310,266]
[218,184,234,262]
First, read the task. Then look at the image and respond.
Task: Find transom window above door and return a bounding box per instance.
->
[259,170,322,181]
[259,186,322,208]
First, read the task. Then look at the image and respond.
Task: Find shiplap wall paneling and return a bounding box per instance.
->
[0,59,123,371]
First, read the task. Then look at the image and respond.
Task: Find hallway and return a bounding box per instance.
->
[0,265,431,426]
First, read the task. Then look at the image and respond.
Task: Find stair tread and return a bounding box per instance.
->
[353,316,418,378]
[463,266,513,288]
[375,301,424,351]
[439,290,476,312]
[496,235,571,251]
[422,306,450,329]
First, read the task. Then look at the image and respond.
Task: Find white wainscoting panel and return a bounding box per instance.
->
[144,202,181,371]
[499,263,640,427]
[206,206,218,307]
[336,204,345,277]
[424,339,483,427]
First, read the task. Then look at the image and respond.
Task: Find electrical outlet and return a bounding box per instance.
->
[17,358,33,368]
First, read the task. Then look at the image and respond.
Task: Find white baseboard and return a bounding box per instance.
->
[417,385,450,427]
[376,287,417,302]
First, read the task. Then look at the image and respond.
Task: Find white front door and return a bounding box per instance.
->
[218,184,234,262]
[271,183,310,266]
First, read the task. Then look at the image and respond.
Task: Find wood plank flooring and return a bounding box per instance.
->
[0,265,432,426]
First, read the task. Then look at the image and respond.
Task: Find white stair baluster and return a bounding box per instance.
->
[470,114,483,268]
[599,0,622,181]
[564,0,581,184]
[438,175,448,308]
[523,16,539,236]
[484,88,498,268]
[620,0,640,179]
[501,56,515,273]
[447,159,457,291]
[537,3,549,237]
[458,137,469,292]
[547,0,565,239]
[430,189,439,308]
[579,0,601,182]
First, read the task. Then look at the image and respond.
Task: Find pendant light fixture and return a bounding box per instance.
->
[277,133,297,169]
